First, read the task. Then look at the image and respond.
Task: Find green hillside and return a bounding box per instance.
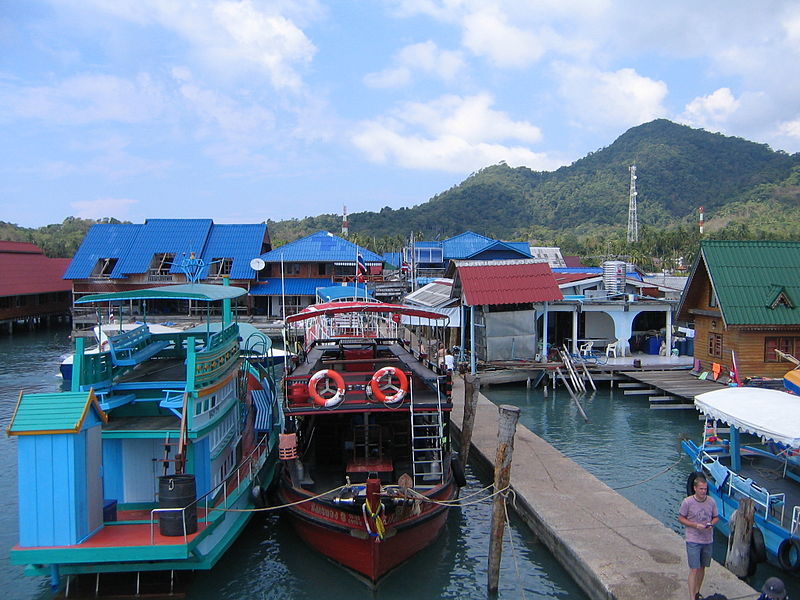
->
[269,119,800,243]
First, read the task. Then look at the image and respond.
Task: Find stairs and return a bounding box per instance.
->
[410,380,445,488]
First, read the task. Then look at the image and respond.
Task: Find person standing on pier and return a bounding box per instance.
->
[678,474,719,600]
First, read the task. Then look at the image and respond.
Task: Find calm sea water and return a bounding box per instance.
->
[483,381,800,599]
[0,327,586,600]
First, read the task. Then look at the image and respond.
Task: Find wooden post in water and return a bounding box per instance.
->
[487,405,521,595]
[461,374,480,467]
[725,497,755,577]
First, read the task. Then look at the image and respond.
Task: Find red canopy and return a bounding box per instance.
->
[285,301,448,324]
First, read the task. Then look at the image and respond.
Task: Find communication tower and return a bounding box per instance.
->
[342,205,349,236]
[627,165,639,243]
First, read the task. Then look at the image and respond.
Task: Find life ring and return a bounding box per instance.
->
[777,537,800,572]
[370,367,409,404]
[308,369,346,408]
[750,527,766,564]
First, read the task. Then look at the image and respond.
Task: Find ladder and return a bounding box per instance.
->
[410,379,445,488]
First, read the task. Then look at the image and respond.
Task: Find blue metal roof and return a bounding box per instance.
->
[317,284,372,301]
[443,231,495,259]
[199,224,267,279]
[114,219,213,276]
[465,240,531,260]
[383,252,402,268]
[63,224,142,279]
[258,231,383,263]
[250,278,333,296]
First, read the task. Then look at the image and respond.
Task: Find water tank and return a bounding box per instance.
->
[602,261,626,295]
[158,474,198,536]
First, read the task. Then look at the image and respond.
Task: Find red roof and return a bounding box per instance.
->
[0,243,71,296]
[553,272,597,285]
[456,262,563,306]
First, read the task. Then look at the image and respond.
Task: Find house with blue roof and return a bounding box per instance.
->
[249,231,384,317]
[64,219,270,320]
[406,231,532,283]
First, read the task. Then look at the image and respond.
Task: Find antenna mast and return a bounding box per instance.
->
[342,205,349,236]
[627,164,639,243]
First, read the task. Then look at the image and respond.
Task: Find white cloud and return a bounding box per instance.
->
[461,8,546,67]
[777,118,800,139]
[556,65,668,130]
[352,93,557,172]
[364,41,465,88]
[71,197,139,220]
[62,0,318,90]
[0,73,164,125]
[680,88,741,131]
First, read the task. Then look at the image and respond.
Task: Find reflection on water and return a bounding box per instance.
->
[483,382,800,598]
[0,328,587,600]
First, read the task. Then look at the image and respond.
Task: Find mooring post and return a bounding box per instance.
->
[487,404,521,595]
[461,373,480,466]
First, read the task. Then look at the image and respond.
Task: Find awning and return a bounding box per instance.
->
[75,283,247,303]
[250,278,332,296]
[694,387,800,447]
[286,301,448,323]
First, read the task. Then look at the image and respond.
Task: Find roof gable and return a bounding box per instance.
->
[452,260,563,306]
[7,389,107,436]
[692,240,800,325]
[259,231,383,263]
[198,223,267,279]
[465,240,532,260]
[442,231,494,259]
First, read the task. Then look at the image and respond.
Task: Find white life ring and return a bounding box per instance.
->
[308,369,346,408]
[370,367,409,405]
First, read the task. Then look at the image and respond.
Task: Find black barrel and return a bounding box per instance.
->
[158,474,198,536]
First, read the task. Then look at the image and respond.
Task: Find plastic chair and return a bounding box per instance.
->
[579,341,593,356]
[605,342,618,358]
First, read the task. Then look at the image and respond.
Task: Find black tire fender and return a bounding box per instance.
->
[750,526,766,564]
[777,537,800,572]
[451,455,467,488]
[250,484,266,509]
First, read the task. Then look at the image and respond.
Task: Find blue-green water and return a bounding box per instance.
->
[482,382,800,598]
[0,327,586,599]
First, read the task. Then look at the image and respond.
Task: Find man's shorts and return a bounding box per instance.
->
[686,541,713,568]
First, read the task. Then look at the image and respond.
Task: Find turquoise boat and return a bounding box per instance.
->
[7,280,281,593]
[682,387,800,573]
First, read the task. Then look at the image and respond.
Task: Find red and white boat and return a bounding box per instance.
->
[276,300,464,584]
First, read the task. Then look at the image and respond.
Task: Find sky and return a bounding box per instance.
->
[2,1,800,229]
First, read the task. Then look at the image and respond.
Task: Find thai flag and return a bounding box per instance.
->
[401,261,410,274]
[357,252,368,282]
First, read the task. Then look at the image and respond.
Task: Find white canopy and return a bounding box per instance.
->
[694,387,800,448]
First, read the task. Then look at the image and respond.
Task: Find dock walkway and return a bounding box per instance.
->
[619,370,726,408]
[449,375,756,600]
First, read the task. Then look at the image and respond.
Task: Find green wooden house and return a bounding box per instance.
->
[677,240,800,380]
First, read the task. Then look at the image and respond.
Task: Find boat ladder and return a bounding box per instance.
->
[410,379,445,489]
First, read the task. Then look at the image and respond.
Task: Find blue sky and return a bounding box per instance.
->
[2,1,799,228]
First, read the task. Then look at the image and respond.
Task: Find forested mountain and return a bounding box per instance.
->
[268,119,800,244]
[3,120,799,265]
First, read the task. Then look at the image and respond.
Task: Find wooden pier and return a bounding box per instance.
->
[617,370,726,408]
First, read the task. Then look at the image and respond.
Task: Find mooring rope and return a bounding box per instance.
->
[208,484,349,513]
[612,456,684,490]
[502,488,528,600]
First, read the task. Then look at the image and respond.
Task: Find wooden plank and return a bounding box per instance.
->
[649,396,675,402]
[617,382,645,388]
[623,389,655,395]
[650,404,696,410]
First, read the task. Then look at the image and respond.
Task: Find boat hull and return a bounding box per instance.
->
[784,369,800,395]
[277,475,457,583]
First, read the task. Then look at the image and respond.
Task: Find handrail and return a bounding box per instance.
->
[147,433,272,545]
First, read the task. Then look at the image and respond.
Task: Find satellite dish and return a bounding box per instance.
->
[250,258,266,271]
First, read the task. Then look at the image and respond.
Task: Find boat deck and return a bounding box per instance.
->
[116,357,187,385]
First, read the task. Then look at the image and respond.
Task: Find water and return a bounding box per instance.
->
[0,327,586,600]
[482,381,800,598]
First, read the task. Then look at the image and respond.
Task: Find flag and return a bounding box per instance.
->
[356,252,368,282]
[401,260,410,274]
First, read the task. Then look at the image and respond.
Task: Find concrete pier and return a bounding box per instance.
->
[449,375,757,600]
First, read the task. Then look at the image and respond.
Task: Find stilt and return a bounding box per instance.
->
[461,374,480,467]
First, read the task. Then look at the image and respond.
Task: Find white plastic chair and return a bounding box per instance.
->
[606,341,618,358]
[579,341,593,356]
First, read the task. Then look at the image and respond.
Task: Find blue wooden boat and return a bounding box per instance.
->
[7,280,281,593]
[682,387,800,572]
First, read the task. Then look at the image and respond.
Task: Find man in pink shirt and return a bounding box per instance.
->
[679,474,719,600]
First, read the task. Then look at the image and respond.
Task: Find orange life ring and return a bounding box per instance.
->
[308,369,346,408]
[370,367,409,404]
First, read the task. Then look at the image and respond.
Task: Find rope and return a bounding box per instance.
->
[209,484,349,513]
[612,457,684,490]
[396,483,510,507]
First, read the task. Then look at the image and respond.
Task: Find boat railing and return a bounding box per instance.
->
[727,471,785,524]
[792,506,800,536]
[147,433,272,545]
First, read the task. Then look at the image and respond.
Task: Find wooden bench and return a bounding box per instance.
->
[107,325,171,366]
